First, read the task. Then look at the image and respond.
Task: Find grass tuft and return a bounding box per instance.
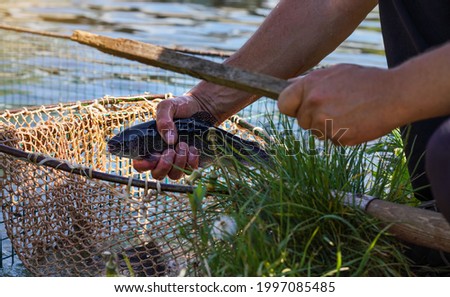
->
[179,115,434,276]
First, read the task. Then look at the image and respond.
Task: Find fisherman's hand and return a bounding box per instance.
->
[132,95,203,180]
[278,64,402,146]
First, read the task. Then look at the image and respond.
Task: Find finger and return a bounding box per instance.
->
[186,146,199,172]
[278,77,305,118]
[168,143,188,180]
[156,96,201,145]
[151,149,176,180]
[308,116,328,141]
[310,128,325,140]
[297,112,313,131]
[133,154,160,172]
[156,100,177,145]
[328,126,349,146]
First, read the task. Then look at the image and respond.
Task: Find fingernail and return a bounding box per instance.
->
[165,130,176,144]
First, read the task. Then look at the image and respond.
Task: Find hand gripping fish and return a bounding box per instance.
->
[107,112,269,167]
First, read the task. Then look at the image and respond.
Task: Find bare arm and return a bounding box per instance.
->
[190,0,378,122]
[277,42,450,146]
[392,42,450,125]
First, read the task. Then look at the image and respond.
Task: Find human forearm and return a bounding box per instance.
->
[226,0,377,77]
[390,42,450,126]
[191,0,377,122]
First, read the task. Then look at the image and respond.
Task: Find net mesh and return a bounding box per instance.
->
[0,26,278,124]
[0,95,265,276]
[0,25,277,274]
[0,27,199,109]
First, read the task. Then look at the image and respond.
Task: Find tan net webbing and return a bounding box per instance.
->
[0,95,259,276]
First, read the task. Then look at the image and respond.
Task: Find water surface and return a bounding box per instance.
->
[0,0,385,63]
[0,1,385,108]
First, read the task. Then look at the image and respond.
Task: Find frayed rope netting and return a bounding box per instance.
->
[0,94,264,276]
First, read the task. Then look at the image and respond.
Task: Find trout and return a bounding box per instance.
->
[107,112,268,167]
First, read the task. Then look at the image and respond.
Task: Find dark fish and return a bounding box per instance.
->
[107,112,268,167]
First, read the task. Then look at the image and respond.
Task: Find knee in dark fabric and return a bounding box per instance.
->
[426,120,450,224]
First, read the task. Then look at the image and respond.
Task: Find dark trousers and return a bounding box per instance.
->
[402,115,450,222]
[424,117,450,224]
[402,116,450,269]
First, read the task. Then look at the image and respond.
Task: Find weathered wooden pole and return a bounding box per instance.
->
[71,30,289,100]
[341,193,450,253]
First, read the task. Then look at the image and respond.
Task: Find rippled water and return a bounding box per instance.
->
[0,0,385,107]
[0,1,386,276]
[0,0,386,110]
[0,0,385,65]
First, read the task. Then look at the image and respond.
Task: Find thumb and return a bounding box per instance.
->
[278,76,305,118]
[156,99,178,145]
[156,95,201,144]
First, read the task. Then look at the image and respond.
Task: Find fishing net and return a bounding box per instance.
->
[0,24,273,275]
[0,94,266,276]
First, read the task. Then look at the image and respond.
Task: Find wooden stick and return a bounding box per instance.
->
[0,24,71,39]
[342,193,450,253]
[71,30,289,100]
[368,199,450,253]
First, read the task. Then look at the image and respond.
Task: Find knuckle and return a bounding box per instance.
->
[156,101,175,121]
[157,118,174,131]
[164,149,176,159]
[316,113,328,124]
[307,91,325,108]
[156,99,173,111]
[277,91,290,112]
[189,146,200,157]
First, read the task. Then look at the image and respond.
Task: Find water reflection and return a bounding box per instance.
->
[0,0,384,66]
[0,1,386,109]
